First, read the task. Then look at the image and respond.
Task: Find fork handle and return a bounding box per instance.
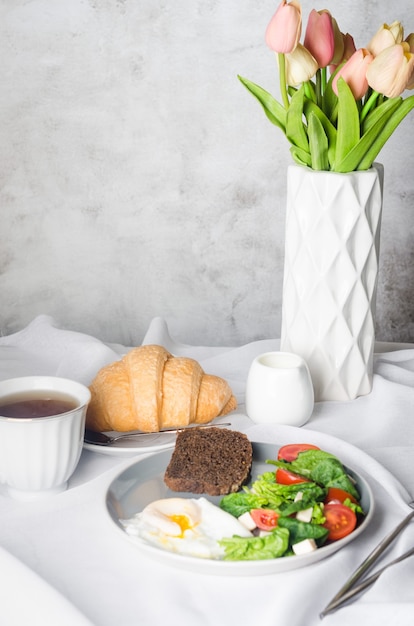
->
[321,545,414,617]
[321,508,414,615]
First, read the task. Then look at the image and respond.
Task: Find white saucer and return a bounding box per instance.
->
[83,415,250,457]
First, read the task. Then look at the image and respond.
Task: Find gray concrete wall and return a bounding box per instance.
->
[1,0,413,346]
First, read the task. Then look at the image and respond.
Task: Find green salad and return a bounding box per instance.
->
[218,443,365,561]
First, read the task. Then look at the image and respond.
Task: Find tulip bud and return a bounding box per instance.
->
[265,0,302,54]
[283,43,319,86]
[303,9,335,68]
[366,42,414,97]
[332,48,374,100]
[367,21,404,57]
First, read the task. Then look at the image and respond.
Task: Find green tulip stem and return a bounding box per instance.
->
[320,67,327,96]
[278,53,290,110]
[304,81,314,102]
[361,90,380,124]
[315,69,322,108]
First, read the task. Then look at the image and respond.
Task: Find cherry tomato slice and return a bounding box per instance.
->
[323,503,357,541]
[277,444,320,462]
[276,467,310,485]
[250,509,279,531]
[325,487,358,505]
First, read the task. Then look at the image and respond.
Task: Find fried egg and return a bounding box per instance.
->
[122,497,252,559]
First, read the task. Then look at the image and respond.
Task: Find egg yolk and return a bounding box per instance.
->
[169,514,195,536]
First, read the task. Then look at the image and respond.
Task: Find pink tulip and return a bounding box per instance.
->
[303,9,335,68]
[332,48,374,100]
[330,33,357,72]
[265,0,302,54]
[366,42,414,97]
[367,21,404,57]
[330,17,345,66]
[283,43,319,86]
[341,33,357,61]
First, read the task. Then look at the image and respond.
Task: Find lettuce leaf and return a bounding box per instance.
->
[219,527,290,561]
[278,517,329,545]
[252,472,326,514]
[269,450,360,501]
[219,491,267,518]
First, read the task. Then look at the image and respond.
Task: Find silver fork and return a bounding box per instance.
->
[84,422,231,446]
[320,502,414,618]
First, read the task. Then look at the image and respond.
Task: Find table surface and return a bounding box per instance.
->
[0,316,413,626]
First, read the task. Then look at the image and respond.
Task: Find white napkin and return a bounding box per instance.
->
[0,314,123,385]
[1,316,414,626]
[0,545,94,626]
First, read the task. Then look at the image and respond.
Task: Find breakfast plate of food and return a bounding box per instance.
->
[105,428,374,575]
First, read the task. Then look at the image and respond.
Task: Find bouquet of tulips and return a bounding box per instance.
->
[239,1,414,172]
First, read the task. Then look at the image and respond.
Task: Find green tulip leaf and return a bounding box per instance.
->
[322,65,341,118]
[334,98,402,172]
[286,86,309,152]
[357,94,414,170]
[238,75,287,132]
[362,97,402,134]
[290,145,312,167]
[303,100,337,168]
[334,78,360,169]
[308,113,329,170]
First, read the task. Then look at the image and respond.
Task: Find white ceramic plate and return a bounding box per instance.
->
[105,441,374,575]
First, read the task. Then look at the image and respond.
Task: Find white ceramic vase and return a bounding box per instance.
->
[280,163,384,402]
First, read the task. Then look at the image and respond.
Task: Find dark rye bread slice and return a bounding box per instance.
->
[164,427,253,496]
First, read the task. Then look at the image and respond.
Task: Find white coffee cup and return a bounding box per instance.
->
[0,376,91,501]
[245,352,314,426]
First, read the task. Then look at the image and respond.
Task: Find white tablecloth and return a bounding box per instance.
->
[0,315,413,626]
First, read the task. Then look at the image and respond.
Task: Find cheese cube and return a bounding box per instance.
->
[237,511,257,531]
[296,507,313,523]
[292,538,318,555]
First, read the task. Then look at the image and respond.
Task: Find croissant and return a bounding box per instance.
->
[86,344,237,433]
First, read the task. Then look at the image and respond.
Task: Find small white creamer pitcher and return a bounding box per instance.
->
[245,351,314,427]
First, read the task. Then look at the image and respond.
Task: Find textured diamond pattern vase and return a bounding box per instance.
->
[280,163,384,402]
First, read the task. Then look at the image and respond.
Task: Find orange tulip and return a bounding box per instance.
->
[366,42,414,97]
[303,9,335,68]
[265,0,302,54]
[405,33,414,52]
[367,21,404,57]
[406,36,414,88]
[332,48,374,99]
[283,43,319,86]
